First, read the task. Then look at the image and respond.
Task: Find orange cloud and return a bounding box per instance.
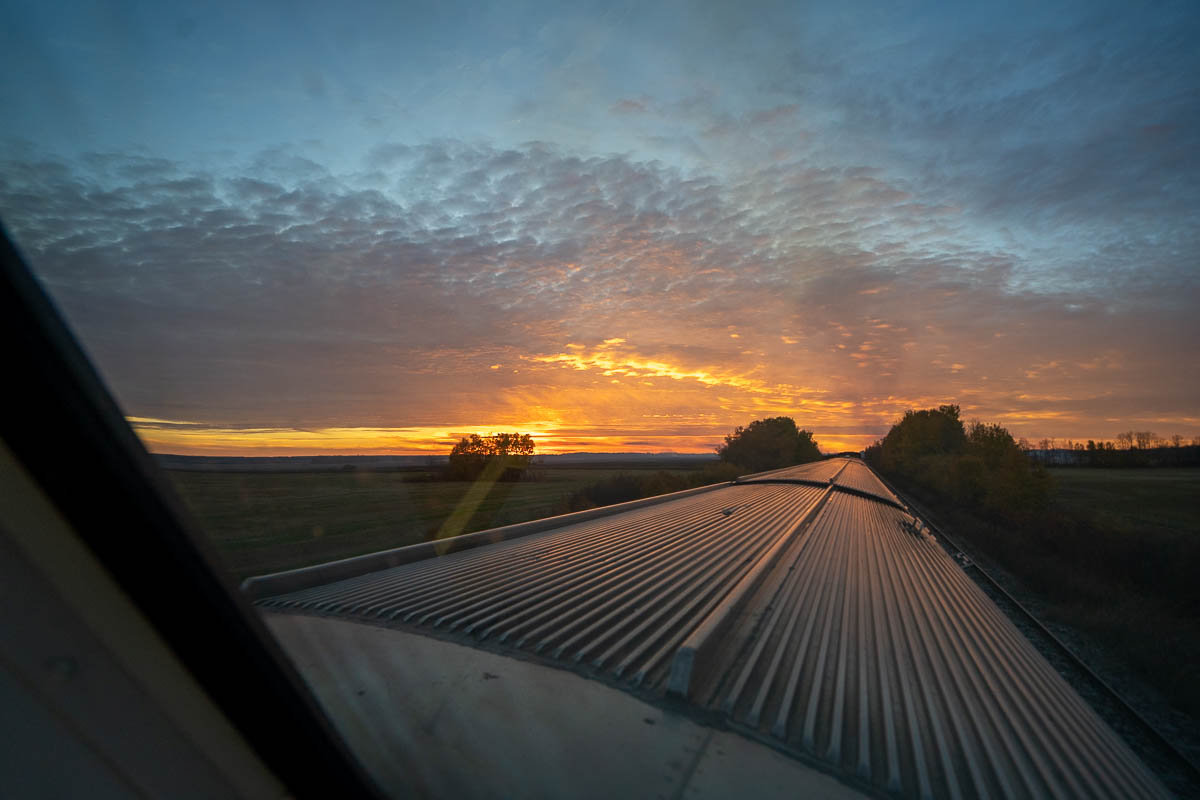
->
[527,338,812,396]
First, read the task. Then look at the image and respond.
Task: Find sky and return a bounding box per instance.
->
[1,0,1197,454]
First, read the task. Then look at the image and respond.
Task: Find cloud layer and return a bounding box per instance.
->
[2,136,1195,453]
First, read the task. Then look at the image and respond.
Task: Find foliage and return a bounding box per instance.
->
[870,404,966,476]
[446,432,535,482]
[864,406,1050,522]
[715,416,821,473]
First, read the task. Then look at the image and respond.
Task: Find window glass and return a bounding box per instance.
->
[3,1,1197,796]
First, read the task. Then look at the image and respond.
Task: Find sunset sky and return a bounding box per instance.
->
[2,0,1197,454]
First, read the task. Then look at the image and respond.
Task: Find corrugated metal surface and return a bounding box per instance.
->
[263,482,826,686]
[738,458,845,484]
[831,458,901,504]
[260,458,1168,799]
[692,490,1163,799]
[738,458,900,506]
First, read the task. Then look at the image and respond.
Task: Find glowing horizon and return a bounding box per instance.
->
[128,399,1193,459]
[123,335,1197,458]
[128,417,881,457]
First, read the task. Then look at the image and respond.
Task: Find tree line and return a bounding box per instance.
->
[1054,431,1198,450]
[1022,432,1200,468]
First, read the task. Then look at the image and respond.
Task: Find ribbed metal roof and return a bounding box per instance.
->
[263,482,826,684]
[259,458,1167,799]
[736,456,900,506]
[687,490,1163,799]
[831,458,902,504]
[738,457,845,484]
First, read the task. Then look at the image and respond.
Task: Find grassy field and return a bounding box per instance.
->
[1048,468,1200,536]
[169,465,706,581]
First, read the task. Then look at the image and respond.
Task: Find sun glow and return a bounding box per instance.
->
[528,339,824,397]
[123,340,1195,459]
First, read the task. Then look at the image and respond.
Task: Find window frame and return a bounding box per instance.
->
[0,222,386,799]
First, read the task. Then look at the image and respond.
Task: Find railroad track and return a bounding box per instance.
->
[872,470,1200,797]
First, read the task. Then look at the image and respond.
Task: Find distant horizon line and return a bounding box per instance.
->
[152,451,733,459]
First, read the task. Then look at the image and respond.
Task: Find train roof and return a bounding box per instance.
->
[253,457,1169,799]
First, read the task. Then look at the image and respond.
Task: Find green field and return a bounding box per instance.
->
[168,465,705,581]
[1047,468,1200,536]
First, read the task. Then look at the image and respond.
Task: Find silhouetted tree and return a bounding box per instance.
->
[716,417,821,473]
[446,432,535,482]
[874,404,967,476]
